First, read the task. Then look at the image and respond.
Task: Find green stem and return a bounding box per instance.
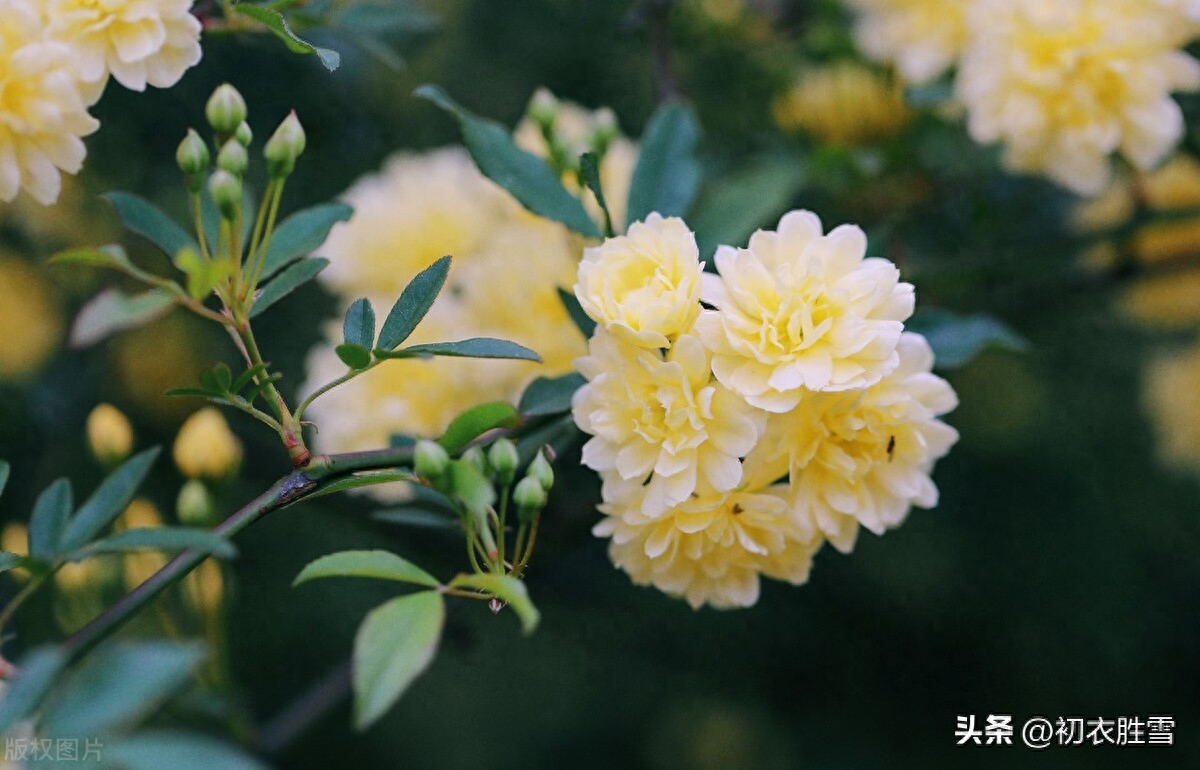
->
[496,488,509,569]
[247,180,285,295]
[192,192,211,261]
[293,360,380,423]
[0,574,48,636]
[243,179,276,294]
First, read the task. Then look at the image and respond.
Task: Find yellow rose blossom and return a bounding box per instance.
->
[594,482,821,610]
[1144,341,1200,478]
[0,255,64,380]
[0,0,99,205]
[773,62,909,146]
[574,213,703,349]
[173,407,243,480]
[744,332,958,552]
[956,0,1200,195]
[572,330,765,517]
[86,403,134,465]
[1,522,27,557]
[846,0,970,85]
[697,209,913,411]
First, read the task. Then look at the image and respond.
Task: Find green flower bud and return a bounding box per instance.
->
[176,129,209,176]
[414,439,450,482]
[513,476,546,523]
[528,449,554,491]
[264,111,306,178]
[590,107,618,156]
[176,478,217,527]
[460,446,489,477]
[488,439,519,486]
[235,121,253,147]
[528,87,558,129]
[217,138,248,176]
[206,84,247,135]
[207,169,242,221]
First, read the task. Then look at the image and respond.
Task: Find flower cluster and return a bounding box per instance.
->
[846,0,1200,194]
[572,211,958,609]
[0,0,201,204]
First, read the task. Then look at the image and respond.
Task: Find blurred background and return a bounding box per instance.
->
[2,0,1199,767]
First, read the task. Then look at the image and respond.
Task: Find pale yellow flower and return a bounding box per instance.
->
[773,62,910,146]
[1144,341,1200,478]
[594,482,821,610]
[846,0,970,85]
[183,557,225,617]
[575,213,703,349]
[957,0,1200,195]
[46,0,202,96]
[173,407,242,480]
[1120,271,1200,330]
[697,210,913,411]
[0,0,99,205]
[0,255,63,380]
[86,403,134,465]
[1,522,27,556]
[116,497,163,530]
[744,332,958,552]
[572,330,765,517]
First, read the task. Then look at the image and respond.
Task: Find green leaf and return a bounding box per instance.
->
[48,244,154,283]
[0,647,66,735]
[234,4,341,70]
[70,288,175,348]
[579,151,614,236]
[448,573,540,634]
[519,372,586,417]
[556,287,596,338]
[199,184,256,251]
[261,202,354,278]
[445,460,495,514]
[335,343,372,370]
[690,157,807,261]
[103,731,270,770]
[102,193,197,265]
[0,459,9,498]
[343,297,376,349]
[337,3,440,34]
[29,478,72,562]
[248,257,329,319]
[386,338,542,361]
[59,448,161,553]
[163,387,212,398]
[199,363,233,394]
[626,99,701,225]
[73,527,236,560]
[353,591,444,730]
[373,508,458,531]
[437,401,520,455]
[377,256,450,351]
[40,642,205,736]
[176,246,234,301]
[294,549,440,588]
[415,85,602,238]
[304,470,417,501]
[0,552,25,574]
[230,364,270,395]
[906,309,1029,369]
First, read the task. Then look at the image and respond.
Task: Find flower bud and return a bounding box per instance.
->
[173,407,243,481]
[528,87,559,129]
[487,439,519,486]
[235,121,253,147]
[264,111,306,178]
[207,169,242,221]
[414,439,450,482]
[117,498,163,530]
[184,558,225,617]
[590,107,618,155]
[2,522,28,558]
[206,84,247,135]
[513,476,546,523]
[460,446,489,477]
[176,479,217,526]
[176,129,209,176]
[217,138,248,176]
[527,449,555,491]
[86,403,134,466]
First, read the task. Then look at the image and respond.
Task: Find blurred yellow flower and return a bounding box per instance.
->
[184,557,225,618]
[1,522,27,556]
[110,311,215,423]
[1120,271,1200,330]
[117,497,163,530]
[0,255,64,380]
[575,213,703,349]
[957,0,1200,195]
[697,210,913,410]
[773,62,909,146]
[53,559,100,593]
[1144,341,1200,478]
[86,403,134,466]
[573,331,765,517]
[173,407,242,481]
[846,0,969,85]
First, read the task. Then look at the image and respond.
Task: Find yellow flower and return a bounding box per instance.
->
[45,0,202,96]
[846,0,970,85]
[1144,341,1200,478]
[86,403,134,465]
[0,255,63,380]
[183,557,225,617]
[1119,270,1200,330]
[773,62,909,146]
[1,522,27,556]
[572,331,764,517]
[697,210,913,411]
[956,0,1200,195]
[594,483,821,609]
[0,0,99,204]
[173,407,242,480]
[116,497,163,530]
[574,213,703,349]
[744,332,959,552]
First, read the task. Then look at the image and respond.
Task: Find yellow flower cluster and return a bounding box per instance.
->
[302,95,637,461]
[0,0,201,205]
[846,0,1200,195]
[773,62,909,147]
[573,210,958,609]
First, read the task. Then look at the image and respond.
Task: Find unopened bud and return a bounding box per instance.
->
[487,439,519,486]
[207,169,241,220]
[235,121,253,147]
[176,129,209,177]
[528,449,554,491]
[414,439,450,482]
[206,84,247,135]
[217,139,248,176]
[590,108,618,155]
[264,111,305,178]
[173,407,243,481]
[176,479,217,526]
[86,403,133,466]
[513,476,546,523]
[460,446,489,478]
[528,87,558,129]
